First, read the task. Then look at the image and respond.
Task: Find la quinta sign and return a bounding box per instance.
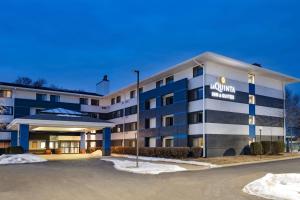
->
[210,77,236,100]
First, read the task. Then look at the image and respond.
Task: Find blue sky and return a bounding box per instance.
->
[0,0,299,93]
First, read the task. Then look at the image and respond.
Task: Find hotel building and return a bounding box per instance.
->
[0,52,298,157]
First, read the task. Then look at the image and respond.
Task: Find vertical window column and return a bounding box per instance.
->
[248,74,256,139]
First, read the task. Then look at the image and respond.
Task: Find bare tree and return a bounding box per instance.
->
[14,77,33,85]
[32,79,47,87]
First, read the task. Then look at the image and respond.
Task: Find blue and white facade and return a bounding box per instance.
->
[0,52,298,157]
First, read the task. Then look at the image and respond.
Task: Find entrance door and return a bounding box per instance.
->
[60,141,80,154]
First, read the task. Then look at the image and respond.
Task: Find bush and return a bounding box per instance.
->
[5,146,24,154]
[45,149,52,155]
[271,141,285,155]
[86,147,96,154]
[111,146,191,159]
[250,142,263,155]
[190,147,203,158]
[261,141,285,155]
[54,148,62,154]
[261,141,272,155]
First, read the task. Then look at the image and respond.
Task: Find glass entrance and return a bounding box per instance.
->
[60,141,80,154]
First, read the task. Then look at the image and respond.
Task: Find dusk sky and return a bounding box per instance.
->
[0,0,299,93]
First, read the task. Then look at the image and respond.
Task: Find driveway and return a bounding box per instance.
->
[0,158,299,200]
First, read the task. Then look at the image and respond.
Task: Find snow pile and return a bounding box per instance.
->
[102,158,187,174]
[123,155,218,168]
[243,173,300,200]
[0,154,47,165]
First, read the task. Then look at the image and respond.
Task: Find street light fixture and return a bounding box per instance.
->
[134,70,140,168]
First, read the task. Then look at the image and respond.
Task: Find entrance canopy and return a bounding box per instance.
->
[7,114,115,132]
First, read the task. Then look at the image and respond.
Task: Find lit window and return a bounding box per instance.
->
[163,137,174,147]
[248,74,255,84]
[192,137,203,147]
[249,95,255,104]
[249,115,255,125]
[0,90,12,98]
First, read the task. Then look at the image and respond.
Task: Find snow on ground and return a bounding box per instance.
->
[102,158,187,174]
[120,155,218,168]
[0,154,47,165]
[243,173,300,200]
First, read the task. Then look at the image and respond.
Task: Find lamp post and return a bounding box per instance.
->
[134,70,140,168]
[259,127,262,159]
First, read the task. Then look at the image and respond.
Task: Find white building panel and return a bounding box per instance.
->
[255,85,283,99]
[111,131,136,140]
[0,116,14,124]
[143,82,156,93]
[188,100,203,112]
[188,124,203,135]
[255,126,284,136]
[206,99,249,114]
[0,98,14,106]
[256,106,284,118]
[206,123,249,135]
[188,76,203,90]
[174,67,193,81]
[0,132,11,140]
[110,114,137,124]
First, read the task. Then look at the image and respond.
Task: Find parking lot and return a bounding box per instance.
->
[0,158,300,200]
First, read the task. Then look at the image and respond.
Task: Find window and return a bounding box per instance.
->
[111,109,123,118]
[130,90,136,99]
[116,96,121,103]
[125,106,137,116]
[188,87,203,102]
[192,137,203,147]
[193,66,203,77]
[91,99,99,106]
[249,95,255,104]
[145,137,157,147]
[162,93,174,106]
[163,137,174,147]
[156,80,163,88]
[0,90,12,98]
[165,76,174,85]
[145,98,156,110]
[248,74,255,84]
[139,87,143,93]
[112,124,123,133]
[80,98,88,105]
[0,106,13,115]
[111,98,115,105]
[0,141,10,148]
[125,122,137,131]
[162,115,174,127]
[145,119,150,129]
[188,111,203,124]
[36,93,47,101]
[125,105,137,116]
[50,95,60,102]
[29,140,46,150]
[0,123,8,130]
[145,118,156,129]
[249,115,255,125]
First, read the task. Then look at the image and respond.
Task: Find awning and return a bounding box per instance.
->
[7,114,115,132]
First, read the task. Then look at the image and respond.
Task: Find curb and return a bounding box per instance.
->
[216,155,300,168]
